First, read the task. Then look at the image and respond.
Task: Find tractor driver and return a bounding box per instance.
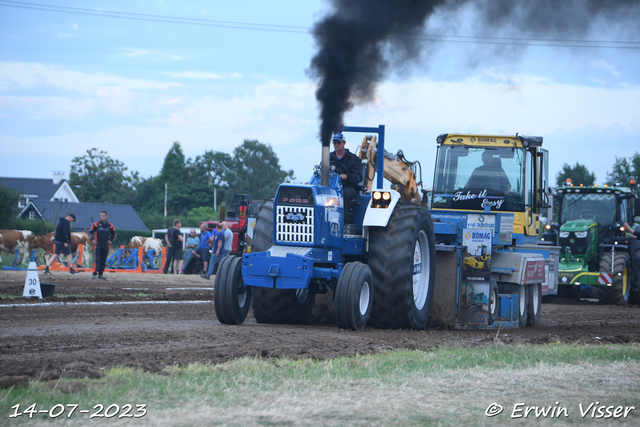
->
[330,132,363,224]
[465,150,511,194]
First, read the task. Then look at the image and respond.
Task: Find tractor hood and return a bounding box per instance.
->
[559,219,596,232]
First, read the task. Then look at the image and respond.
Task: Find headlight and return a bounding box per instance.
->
[575,231,588,238]
[371,191,392,209]
[559,231,570,238]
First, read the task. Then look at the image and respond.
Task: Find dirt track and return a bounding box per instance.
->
[1,269,640,385]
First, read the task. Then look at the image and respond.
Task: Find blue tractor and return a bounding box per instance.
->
[213,125,436,330]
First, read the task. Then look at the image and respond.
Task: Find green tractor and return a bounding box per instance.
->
[544,179,640,304]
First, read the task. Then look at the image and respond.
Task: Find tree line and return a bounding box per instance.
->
[555,153,640,191]
[0,140,294,231]
[68,140,295,230]
[0,148,638,231]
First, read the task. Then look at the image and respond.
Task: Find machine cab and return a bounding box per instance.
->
[431,134,550,239]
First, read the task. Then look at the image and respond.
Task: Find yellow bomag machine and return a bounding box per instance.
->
[429,133,560,328]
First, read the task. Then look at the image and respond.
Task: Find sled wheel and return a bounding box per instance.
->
[518,285,528,327]
[487,280,499,325]
[526,283,541,327]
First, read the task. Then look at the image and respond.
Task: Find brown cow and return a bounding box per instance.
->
[0,229,35,265]
[127,236,163,254]
[127,236,163,268]
[31,231,92,266]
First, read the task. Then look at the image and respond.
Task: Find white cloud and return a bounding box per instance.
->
[0,62,179,93]
[1,68,638,186]
[122,49,184,61]
[162,71,224,79]
[56,22,79,38]
[355,76,640,135]
[592,60,619,77]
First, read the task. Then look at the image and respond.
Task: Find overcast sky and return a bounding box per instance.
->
[1,0,639,189]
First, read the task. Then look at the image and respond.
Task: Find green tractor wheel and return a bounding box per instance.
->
[598,252,630,305]
[630,248,640,305]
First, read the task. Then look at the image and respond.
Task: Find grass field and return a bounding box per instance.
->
[2,343,639,426]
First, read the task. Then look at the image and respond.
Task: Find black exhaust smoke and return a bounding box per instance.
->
[308,0,639,147]
[309,0,447,146]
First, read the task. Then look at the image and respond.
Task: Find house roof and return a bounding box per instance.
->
[0,176,66,200]
[29,200,149,232]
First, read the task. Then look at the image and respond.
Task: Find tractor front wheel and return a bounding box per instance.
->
[335,262,374,331]
[214,256,251,325]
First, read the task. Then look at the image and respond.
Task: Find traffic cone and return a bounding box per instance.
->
[23,251,42,299]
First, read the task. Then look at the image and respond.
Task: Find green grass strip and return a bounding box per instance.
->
[2,343,639,426]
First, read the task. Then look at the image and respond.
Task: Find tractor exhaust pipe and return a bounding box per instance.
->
[321,145,330,186]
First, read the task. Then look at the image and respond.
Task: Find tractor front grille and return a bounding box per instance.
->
[559,233,590,256]
[275,205,314,245]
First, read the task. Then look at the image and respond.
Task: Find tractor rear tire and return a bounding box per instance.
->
[368,204,436,330]
[250,199,316,324]
[252,199,274,253]
[214,256,251,325]
[526,283,541,327]
[335,262,374,331]
[598,252,630,305]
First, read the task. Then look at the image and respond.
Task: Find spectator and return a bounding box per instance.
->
[184,229,199,259]
[222,221,233,257]
[163,219,184,274]
[201,222,225,280]
[43,213,77,275]
[90,210,117,280]
[182,223,212,274]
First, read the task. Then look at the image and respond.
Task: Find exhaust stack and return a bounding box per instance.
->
[321,144,330,186]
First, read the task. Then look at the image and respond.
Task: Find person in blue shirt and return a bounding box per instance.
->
[182,224,212,274]
[201,222,225,279]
